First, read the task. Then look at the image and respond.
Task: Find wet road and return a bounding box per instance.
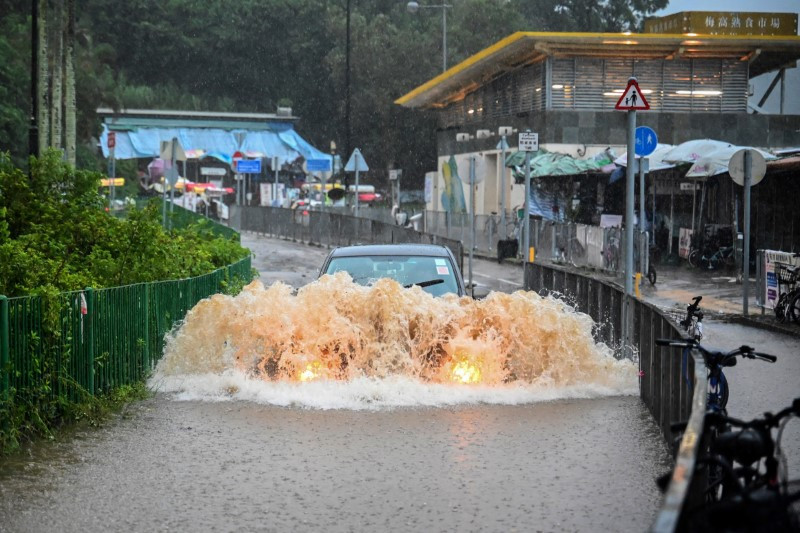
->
[1,234,670,532]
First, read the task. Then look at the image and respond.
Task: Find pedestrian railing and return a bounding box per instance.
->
[423,210,648,274]
[0,257,251,402]
[234,206,464,274]
[523,260,706,533]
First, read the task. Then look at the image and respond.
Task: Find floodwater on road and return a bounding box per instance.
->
[0,234,672,532]
[0,396,669,532]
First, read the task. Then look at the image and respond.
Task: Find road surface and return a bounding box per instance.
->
[1,235,677,532]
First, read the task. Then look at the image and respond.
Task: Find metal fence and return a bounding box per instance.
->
[0,257,251,402]
[424,210,647,274]
[234,206,464,274]
[523,261,707,532]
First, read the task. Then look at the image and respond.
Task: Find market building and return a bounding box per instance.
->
[396,16,800,252]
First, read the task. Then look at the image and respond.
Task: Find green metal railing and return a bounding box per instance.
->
[0,256,251,402]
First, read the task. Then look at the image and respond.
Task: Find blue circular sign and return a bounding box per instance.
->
[635,126,658,157]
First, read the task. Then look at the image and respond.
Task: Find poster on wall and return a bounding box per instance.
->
[678,228,693,259]
[260,183,271,206]
[763,250,799,309]
[424,174,433,203]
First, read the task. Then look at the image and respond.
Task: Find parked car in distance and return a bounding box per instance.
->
[318,244,466,297]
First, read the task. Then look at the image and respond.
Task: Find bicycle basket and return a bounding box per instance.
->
[776,263,799,284]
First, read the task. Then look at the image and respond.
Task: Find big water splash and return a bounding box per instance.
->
[151,274,637,408]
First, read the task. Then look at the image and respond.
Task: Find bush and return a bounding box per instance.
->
[0,151,249,297]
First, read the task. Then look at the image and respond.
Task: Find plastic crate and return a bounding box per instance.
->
[775,263,799,285]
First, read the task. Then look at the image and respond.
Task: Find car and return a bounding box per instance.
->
[318,244,466,297]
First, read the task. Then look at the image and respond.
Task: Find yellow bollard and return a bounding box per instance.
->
[634,272,642,299]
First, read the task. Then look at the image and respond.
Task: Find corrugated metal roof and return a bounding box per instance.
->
[396,31,800,109]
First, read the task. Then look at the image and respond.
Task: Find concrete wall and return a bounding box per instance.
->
[437,110,800,156]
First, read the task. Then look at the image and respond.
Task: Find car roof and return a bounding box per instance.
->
[328,244,453,258]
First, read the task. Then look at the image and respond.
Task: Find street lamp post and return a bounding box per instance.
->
[407,1,452,72]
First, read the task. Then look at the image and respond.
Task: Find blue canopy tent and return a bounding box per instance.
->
[99,125,330,165]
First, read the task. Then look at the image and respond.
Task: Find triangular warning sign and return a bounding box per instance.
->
[615,79,650,111]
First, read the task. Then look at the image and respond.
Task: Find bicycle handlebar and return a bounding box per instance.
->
[655,339,778,366]
[705,399,800,431]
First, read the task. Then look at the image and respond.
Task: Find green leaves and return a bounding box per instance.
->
[0,152,248,297]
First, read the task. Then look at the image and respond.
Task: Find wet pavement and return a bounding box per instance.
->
[0,234,671,533]
[0,398,668,533]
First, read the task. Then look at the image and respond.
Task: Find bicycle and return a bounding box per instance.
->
[689,245,735,270]
[655,338,778,504]
[662,399,800,531]
[672,295,704,341]
[774,261,800,324]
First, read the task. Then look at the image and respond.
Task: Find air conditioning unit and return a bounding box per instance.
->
[276,106,293,117]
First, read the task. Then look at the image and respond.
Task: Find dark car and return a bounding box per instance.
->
[318,244,466,297]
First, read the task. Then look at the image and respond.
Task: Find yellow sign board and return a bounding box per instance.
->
[100,178,125,187]
[645,11,798,36]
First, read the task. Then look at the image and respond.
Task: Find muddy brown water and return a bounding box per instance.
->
[1,235,673,532]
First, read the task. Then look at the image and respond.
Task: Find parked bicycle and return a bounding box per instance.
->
[689,244,736,271]
[673,295,704,341]
[774,260,800,325]
[659,398,800,531]
[656,337,777,507]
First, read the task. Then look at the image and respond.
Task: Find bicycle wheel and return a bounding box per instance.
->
[689,249,701,268]
[648,265,657,286]
[775,294,788,323]
[788,290,800,324]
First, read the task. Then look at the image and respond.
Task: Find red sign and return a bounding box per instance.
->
[615,79,650,111]
[107,131,116,148]
[232,150,244,171]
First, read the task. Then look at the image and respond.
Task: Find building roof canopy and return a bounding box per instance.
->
[396,32,800,109]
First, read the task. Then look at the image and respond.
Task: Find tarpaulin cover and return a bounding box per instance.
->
[684,145,776,177]
[507,149,615,179]
[100,124,330,164]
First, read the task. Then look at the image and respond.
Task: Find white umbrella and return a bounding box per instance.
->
[685,145,776,178]
[614,143,677,171]
[662,139,735,164]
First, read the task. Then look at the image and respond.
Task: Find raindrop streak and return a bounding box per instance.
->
[151,273,637,409]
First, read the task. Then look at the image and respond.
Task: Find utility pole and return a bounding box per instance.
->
[29,0,39,164]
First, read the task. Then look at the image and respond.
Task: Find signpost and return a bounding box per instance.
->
[635,126,657,157]
[519,131,539,265]
[232,151,244,206]
[236,159,261,174]
[307,158,332,172]
[160,137,186,228]
[389,169,402,212]
[345,148,369,216]
[729,149,767,315]
[616,77,650,357]
[107,132,117,207]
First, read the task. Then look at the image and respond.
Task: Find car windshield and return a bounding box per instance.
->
[325,255,460,297]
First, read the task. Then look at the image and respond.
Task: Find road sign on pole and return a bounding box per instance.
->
[306,158,332,172]
[634,126,658,157]
[345,148,368,217]
[344,148,369,172]
[729,149,766,186]
[236,159,262,174]
[615,78,650,110]
[107,131,116,149]
[729,148,767,315]
[518,132,539,152]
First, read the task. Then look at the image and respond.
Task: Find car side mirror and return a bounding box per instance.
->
[471,285,490,300]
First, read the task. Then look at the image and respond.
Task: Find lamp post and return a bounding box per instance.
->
[407,1,452,72]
